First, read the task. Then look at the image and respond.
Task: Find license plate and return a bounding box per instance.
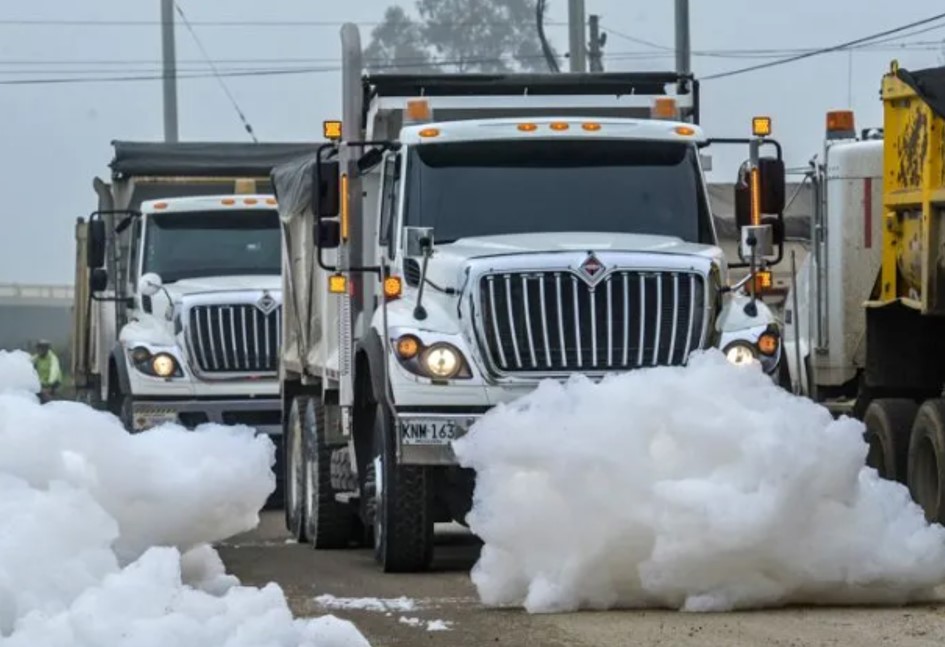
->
[399,418,466,446]
[133,410,177,432]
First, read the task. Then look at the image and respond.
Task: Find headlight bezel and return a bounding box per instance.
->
[391,335,472,381]
[720,323,782,374]
[127,345,184,379]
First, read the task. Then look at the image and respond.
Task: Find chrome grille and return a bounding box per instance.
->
[478,270,707,374]
[188,304,281,374]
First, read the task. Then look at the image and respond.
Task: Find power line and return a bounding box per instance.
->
[0,18,568,28]
[703,12,945,80]
[174,2,257,142]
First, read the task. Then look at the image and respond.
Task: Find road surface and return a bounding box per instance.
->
[220,512,945,646]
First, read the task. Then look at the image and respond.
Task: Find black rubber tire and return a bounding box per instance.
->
[284,397,309,543]
[863,399,917,483]
[369,403,434,573]
[908,399,945,524]
[303,399,355,549]
[119,393,135,432]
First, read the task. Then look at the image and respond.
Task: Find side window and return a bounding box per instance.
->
[378,154,400,258]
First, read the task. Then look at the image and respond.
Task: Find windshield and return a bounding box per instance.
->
[405,139,713,244]
[142,210,280,282]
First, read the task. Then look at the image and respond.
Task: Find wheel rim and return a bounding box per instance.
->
[288,413,301,518]
[914,435,940,522]
[372,454,384,555]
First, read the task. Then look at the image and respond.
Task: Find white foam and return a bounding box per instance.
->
[453,351,945,613]
[0,352,370,646]
[316,594,417,613]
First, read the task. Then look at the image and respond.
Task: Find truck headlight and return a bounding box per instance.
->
[393,335,471,381]
[423,344,461,379]
[151,353,178,378]
[724,342,758,367]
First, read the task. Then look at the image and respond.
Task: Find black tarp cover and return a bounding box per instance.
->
[110,141,319,178]
[897,66,945,121]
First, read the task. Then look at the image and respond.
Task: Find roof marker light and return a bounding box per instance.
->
[517,123,538,132]
[582,122,602,132]
[549,122,570,131]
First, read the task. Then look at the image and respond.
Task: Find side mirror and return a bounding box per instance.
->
[316,220,340,249]
[762,215,784,246]
[89,268,108,293]
[138,272,164,298]
[314,159,340,218]
[87,219,106,268]
[759,157,786,214]
[404,227,434,258]
[734,181,751,230]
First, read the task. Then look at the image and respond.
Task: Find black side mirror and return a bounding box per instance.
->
[316,219,340,249]
[89,268,108,293]
[314,159,340,218]
[87,219,106,269]
[758,156,786,214]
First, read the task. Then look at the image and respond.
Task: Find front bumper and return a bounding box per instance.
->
[395,409,486,466]
[130,398,282,435]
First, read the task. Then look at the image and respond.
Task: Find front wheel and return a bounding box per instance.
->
[284,397,309,543]
[367,404,434,573]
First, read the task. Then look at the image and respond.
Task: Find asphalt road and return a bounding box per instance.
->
[220,512,945,647]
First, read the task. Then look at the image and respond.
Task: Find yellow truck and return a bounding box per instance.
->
[860,62,945,523]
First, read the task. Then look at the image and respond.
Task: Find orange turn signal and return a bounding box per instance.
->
[396,335,420,360]
[383,275,403,299]
[753,269,773,292]
[757,332,779,356]
[328,274,347,294]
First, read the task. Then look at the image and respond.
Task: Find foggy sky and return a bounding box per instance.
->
[1,0,942,285]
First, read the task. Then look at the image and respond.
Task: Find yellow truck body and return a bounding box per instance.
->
[877,62,945,313]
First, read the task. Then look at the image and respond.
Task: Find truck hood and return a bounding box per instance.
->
[163,275,281,299]
[419,232,721,287]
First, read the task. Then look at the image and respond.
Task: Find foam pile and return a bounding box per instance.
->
[0,349,369,646]
[453,351,945,613]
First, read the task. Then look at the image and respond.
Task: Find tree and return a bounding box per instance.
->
[365,0,555,74]
[363,6,435,73]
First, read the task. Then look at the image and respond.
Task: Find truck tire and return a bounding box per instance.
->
[284,397,309,543]
[863,399,916,483]
[303,399,355,549]
[908,399,945,524]
[119,393,134,432]
[367,403,434,572]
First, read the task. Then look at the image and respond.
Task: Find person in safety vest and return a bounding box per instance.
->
[32,339,62,403]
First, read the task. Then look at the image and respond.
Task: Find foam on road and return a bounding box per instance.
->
[0,349,369,646]
[453,351,945,613]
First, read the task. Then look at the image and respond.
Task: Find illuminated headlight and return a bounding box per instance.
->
[423,344,461,379]
[151,353,178,378]
[724,342,758,367]
[392,335,471,380]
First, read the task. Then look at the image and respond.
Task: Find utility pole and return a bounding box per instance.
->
[588,14,604,72]
[674,0,691,92]
[161,0,179,143]
[568,0,586,73]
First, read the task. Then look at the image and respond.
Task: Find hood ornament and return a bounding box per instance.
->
[255,291,278,316]
[578,252,606,285]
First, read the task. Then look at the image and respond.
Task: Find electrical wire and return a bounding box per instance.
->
[702,12,945,80]
[0,18,567,28]
[174,2,258,142]
[536,0,560,73]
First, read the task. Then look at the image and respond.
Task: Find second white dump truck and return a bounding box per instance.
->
[273,24,790,572]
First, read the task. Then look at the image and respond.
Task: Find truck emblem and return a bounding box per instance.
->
[579,253,605,284]
[256,292,278,315]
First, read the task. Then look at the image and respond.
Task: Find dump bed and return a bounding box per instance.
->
[878,64,945,313]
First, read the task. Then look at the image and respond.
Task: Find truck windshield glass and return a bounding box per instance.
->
[143,210,280,282]
[405,140,713,243]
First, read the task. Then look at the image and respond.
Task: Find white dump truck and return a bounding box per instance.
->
[72,141,315,498]
[273,23,790,571]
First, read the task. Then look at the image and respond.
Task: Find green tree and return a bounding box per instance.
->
[363,6,435,73]
[365,0,554,73]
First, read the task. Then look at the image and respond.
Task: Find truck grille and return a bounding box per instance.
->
[478,270,707,374]
[187,304,281,374]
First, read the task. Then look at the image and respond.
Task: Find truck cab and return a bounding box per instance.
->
[275,23,789,572]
